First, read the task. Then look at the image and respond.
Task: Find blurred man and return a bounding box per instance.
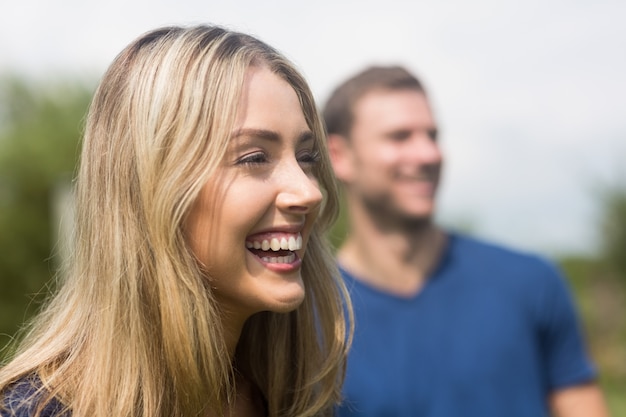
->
[323,66,609,417]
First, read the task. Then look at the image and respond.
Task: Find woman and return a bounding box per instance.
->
[0,25,351,417]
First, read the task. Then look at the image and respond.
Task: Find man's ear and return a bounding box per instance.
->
[327,133,354,183]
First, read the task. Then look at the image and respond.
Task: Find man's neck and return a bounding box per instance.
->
[337,204,447,297]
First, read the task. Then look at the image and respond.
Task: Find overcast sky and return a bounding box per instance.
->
[2,0,625,256]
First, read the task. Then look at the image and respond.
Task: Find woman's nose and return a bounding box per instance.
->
[275,161,323,214]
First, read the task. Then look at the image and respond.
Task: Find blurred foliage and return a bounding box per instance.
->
[0,75,93,352]
[579,183,626,415]
[600,185,626,286]
[328,190,348,251]
[560,254,626,409]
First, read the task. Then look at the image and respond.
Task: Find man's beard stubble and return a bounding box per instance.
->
[360,191,434,234]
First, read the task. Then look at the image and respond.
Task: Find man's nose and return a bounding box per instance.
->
[405,134,442,164]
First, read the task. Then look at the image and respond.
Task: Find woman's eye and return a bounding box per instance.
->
[236,152,268,166]
[298,150,320,166]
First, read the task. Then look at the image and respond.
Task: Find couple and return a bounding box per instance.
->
[0,25,607,417]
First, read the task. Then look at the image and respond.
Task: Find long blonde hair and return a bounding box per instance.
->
[0,25,351,417]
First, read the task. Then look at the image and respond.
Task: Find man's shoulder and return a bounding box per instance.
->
[445,231,563,282]
[448,231,554,267]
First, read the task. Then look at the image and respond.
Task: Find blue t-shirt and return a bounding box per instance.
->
[337,233,596,417]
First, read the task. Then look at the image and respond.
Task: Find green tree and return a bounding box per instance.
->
[0,75,93,356]
[601,185,626,286]
[586,182,626,414]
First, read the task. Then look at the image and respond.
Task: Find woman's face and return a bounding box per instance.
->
[186,65,323,324]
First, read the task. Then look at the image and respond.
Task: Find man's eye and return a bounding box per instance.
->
[389,131,411,142]
[236,152,268,166]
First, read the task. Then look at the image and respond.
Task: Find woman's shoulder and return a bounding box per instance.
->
[1,376,69,417]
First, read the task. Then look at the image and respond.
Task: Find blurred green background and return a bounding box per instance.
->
[1,75,624,414]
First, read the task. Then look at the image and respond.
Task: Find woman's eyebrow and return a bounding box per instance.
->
[231,128,315,144]
[232,128,280,142]
[298,130,315,144]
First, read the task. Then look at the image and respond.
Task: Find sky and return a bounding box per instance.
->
[1,0,625,257]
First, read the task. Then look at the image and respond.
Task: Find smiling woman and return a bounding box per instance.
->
[185,65,326,345]
[0,25,352,417]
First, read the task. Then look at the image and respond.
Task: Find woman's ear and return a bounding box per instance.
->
[327,133,354,183]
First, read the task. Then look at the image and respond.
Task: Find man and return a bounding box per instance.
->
[323,66,609,417]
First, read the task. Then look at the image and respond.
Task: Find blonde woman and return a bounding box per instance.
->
[0,25,351,417]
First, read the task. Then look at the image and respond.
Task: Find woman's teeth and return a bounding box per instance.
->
[260,253,297,264]
[245,234,303,265]
[245,234,303,251]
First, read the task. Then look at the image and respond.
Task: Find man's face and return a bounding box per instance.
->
[334,89,442,223]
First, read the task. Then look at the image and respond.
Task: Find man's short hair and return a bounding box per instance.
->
[322,65,425,137]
